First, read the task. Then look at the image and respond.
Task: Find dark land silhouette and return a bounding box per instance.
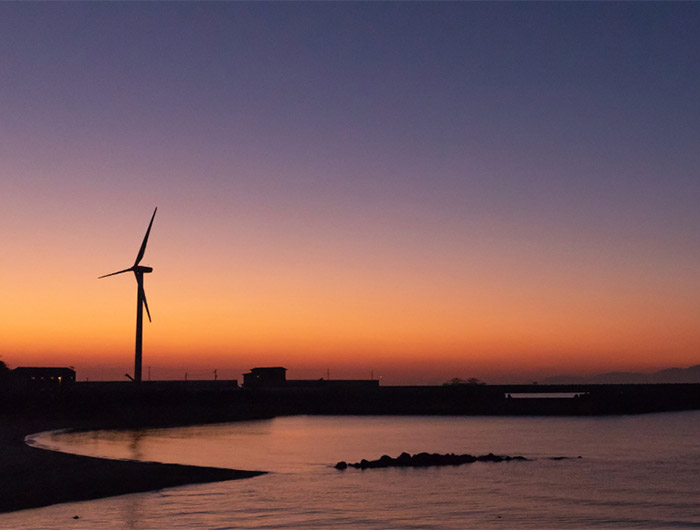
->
[5,378,700,424]
[0,417,263,514]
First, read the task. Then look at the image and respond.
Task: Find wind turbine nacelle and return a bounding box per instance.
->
[134,266,153,273]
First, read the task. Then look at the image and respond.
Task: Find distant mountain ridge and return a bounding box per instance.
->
[542,364,700,384]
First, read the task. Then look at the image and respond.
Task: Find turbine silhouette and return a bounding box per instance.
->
[99,207,157,383]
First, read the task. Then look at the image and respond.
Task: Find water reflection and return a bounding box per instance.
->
[121,493,145,530]
[127,430,146,461]
[12,413,700,530]
[34,413,700,468]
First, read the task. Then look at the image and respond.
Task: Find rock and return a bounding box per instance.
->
[378,454,393,466]
[336,451,530,470]
[396,452,412,466]
[477,453,503,462]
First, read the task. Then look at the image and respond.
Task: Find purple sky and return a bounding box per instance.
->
[2,3,700,383]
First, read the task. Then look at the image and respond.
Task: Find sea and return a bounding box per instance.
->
[5,412,700,529]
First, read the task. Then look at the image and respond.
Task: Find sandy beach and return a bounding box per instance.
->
[0,416,264,514]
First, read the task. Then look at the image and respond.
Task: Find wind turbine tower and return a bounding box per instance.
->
[99,208,157,383]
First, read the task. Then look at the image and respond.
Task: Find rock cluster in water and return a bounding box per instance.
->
[334,452,529,470]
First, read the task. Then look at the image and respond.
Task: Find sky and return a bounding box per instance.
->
[2,3,700,384]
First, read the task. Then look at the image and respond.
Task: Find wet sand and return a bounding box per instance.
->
[0,416,264,514]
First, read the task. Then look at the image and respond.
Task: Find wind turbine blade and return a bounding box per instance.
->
[133,207,157,267]
[141,285,152,323]
[98,267,133,279]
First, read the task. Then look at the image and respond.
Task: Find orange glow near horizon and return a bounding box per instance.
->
[3,217,699,384]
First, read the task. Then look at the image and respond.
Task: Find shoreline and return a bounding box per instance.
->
[0,416,265,514]
[2,381,698,514]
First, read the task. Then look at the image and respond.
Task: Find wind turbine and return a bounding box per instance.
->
[99,207,157,383]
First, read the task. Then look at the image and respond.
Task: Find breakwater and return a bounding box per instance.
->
[2,381,699,426]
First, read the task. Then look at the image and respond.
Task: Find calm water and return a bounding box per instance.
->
[6,412,700,529]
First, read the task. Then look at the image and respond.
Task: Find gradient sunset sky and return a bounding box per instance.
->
[2,3,699,384]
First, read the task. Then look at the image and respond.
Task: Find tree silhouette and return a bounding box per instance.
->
[0,360,9,380]
[443,377,486,386]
